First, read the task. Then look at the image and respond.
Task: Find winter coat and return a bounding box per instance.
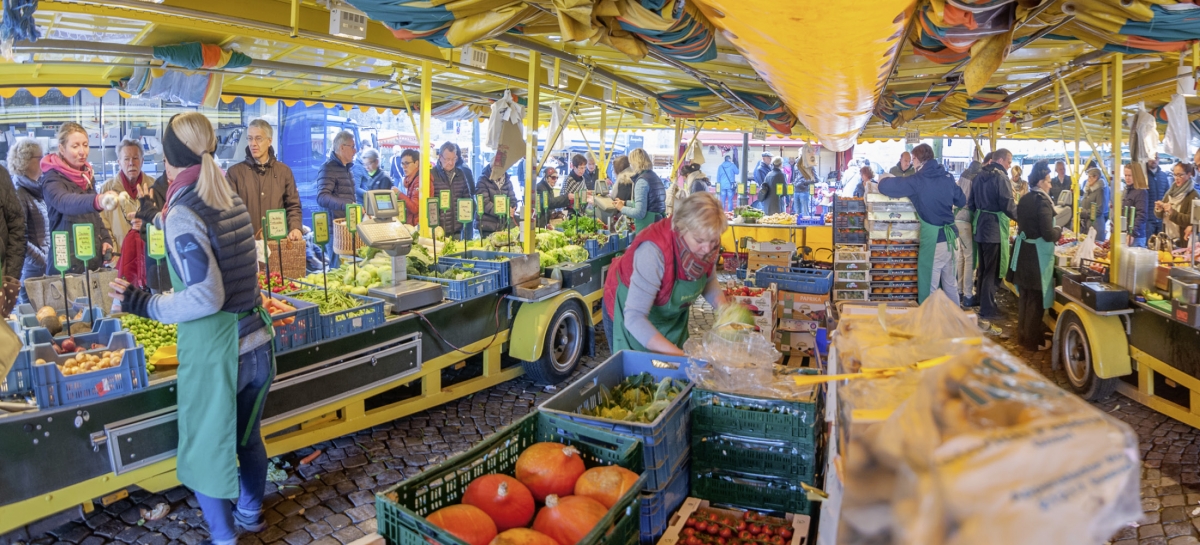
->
[355,169,395,203]
[226,147,302,234]
[967,163,1017,244]
[1123,187,1150,239]
[1148,164,1172,213]
[40,167,113,275]
[758,167,785,215]
[97,172,153,255]
[717,161,739,191]
[888,163,915,177]
[753,162,771,185]
[396,173,421,226]
[535,179,572,228]
[316,151,356,219]
[14,173,47,282]
[1014,190,1061,290]
[1079,181,1111,240]
[0,169,26,278]
[431,166,475,236]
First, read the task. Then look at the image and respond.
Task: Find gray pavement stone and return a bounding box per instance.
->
[283,530,312,545]
[278,515,309,534]
[332,526,364,544]
[304,521,333,539]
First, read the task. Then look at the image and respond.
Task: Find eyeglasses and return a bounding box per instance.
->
[400,161,414,167]
[247,136,269,144]
[548,175,559,180]
[340,143,355,149]
[1175,172,1190,178]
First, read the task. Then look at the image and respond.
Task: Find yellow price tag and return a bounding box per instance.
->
[147,226,166,260]
[312,212,330,244]
[439,190,451,211]
[72,223,95,261]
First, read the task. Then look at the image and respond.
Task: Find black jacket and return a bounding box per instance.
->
[968,163,1017,244]
[753,162,771,185]
[355,169,395,203]
[40,167,113,275]
[316,151,356,219]
[535,179,572,228]
[431,166,475,236]
[759,168,785,215]
[14,173,47,281]
[1014,190,1061,289]
[0,169,26,278]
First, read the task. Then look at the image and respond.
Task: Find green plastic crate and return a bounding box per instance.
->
[691,433,818,484]
[689,467,813,515]
[377,410,646,545]
[690,387,822,445]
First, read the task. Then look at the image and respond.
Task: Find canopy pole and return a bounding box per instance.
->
[524,51,541,255]
[597,102,609,174]
[289,0,299,38]
[989,121,997,152]
[1074,120,1082,235]
[571,113,598,169]
[607,108,626,160]
[535,68,594,175]
[396,83,422,145]
[419,60,433,239]
[1058,78,1105,168]
[1110,53,1123,286]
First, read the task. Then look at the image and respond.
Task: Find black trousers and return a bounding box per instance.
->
[1017,287,1047,350]
[976,242,1001,318]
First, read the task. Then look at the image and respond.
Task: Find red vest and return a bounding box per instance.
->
[604,218,682,316]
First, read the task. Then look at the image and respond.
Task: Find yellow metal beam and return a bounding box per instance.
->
[524,50,541,256]
[419,60,432,239]
[1110,53,1122,285]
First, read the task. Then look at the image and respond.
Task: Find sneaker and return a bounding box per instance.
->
[233,509,267,533]
[1037,340,1052,351]
[961,296,978,308]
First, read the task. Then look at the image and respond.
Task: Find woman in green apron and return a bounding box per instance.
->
[110,112,274,545]
[1011,160,1061,352]
[614,148,667,234]
[603,192,730,355]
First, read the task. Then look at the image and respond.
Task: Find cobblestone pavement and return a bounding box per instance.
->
[7,287,1199,545]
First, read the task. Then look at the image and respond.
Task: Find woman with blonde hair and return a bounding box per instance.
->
[109,112,273,545]
[41,121,117,274]
[1010,164,1028,201]
[613,148,666,232]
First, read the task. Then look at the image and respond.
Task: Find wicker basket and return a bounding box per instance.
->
[265,239,308,279]
[332,219,358,256]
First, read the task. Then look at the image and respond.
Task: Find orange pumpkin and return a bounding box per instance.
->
[515,442,586,501]
[531,495,608,545]
[426,504,498,545]
[489,529,561,545]
[573,466,639,508]
[463,474,537,531]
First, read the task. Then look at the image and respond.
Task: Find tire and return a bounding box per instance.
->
[523,301,586,384]
[1057,311,1117,401]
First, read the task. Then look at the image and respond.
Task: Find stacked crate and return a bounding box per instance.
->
[866,194,919,302]
[833,246,870,302]
[689,387,824,516]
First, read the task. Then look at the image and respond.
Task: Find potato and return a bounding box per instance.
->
[34,358,46,365]
[64,358,77,367]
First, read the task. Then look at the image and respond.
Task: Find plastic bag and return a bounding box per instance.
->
[683,326,811,401]
[1129,103,1159,163]
[1162,93,1190,160]
[1070,227,1096,268]
[859,340,1141,545]
[835,291,981,373]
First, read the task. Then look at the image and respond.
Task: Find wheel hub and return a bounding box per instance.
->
[548,310,582,372]
[1062,322,1091,388]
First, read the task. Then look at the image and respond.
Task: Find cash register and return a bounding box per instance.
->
[358,190,443,312]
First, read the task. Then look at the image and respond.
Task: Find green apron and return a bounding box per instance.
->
[1009,231,1056,309]
[633,211,664,233]
[612,271,709,352]
[916,219,958,304]
[972,209,1011,277]
[168,260,273,499]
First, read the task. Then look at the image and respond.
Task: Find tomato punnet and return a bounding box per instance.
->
[462,474,537,531]
[426,504,498,545]
[531,495,608,545]
[515,443,587,502]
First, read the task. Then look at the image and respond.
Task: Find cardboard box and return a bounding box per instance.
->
[834,280,870,291]
[778,291,829,322]
[834,270,868,282]
[833,289,868,301]
[748,250,792,271]
[833,261,870,271]
[775,330,817,357]
[657,497,810,545]
[748,240,797,253]
[727,283,777,314]
[778,318,820,333]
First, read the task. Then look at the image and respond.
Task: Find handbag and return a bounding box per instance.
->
[265,239,308,280]
[24,274,86,312]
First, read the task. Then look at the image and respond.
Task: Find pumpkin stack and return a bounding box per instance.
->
[423,441,641,545]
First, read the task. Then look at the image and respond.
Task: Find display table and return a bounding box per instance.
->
[723,224,833,257]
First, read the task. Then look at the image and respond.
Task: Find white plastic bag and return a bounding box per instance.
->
[1070,227,1096,268]
[546,102,567,155]
[1129,103,1159,162]
[1162,93,1190,160]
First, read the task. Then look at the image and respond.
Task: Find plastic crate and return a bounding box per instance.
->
[377,410,645,545]
[69,298,105,323]
[439,250,527,289]
[14,303,38,329]
[640,460,690,545]
[615,233,634,251]
[540,350,693,490]
[752,266,833,295]
[25,318,123,349]
[692,433,818,483]
[795,217,825,226]
[289,281,386,340]
[2,347,33,397]
[412,264,501,301]
[690,467,812,515]
[264,292,320,353]
[833,196,866,213]
[30,331,149,409]
[691,388,822,445]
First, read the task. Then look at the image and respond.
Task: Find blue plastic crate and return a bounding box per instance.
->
[25,318,123,349]
[438,250,525,288]
[288,281,387,340]
[69,298,105,323]
[614,233,634,251]
[2,347,33,398]
[640,459,690,544]
[795,217,825,226]
[31,331,149,409]
[263,292,320,353]
[540,350,693,490]
[753,266,833,295]
[585,237,618,259]
[412,264,501,301]
[14,303,37,329]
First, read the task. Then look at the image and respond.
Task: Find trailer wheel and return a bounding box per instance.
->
[1058,312,1116,401]
[523,301,585,384]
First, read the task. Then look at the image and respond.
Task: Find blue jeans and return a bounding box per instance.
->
[194,342,274,545]
[796,193,811,216]
[1131,237,1147,247]
[720,188,736,210]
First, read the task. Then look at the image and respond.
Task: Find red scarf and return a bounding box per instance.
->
[118,171,143,197]
[40,153,93,191]
[674,230,718,281]
[162,165,202,219]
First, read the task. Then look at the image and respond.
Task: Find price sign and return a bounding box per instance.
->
[345,204,361,233]
[457,198,474,224]
[52,231,70,272]
[147,226,166,260]
[312,211,330,244]
[737,183,745,195]
[427,198,440,226]
[265,209,288,240]
[785,183,794,195]
[905,130,920,144]
[776,183,783,195]
[494,195,509,215]
[752,127,767,140]
[439,190,451,211]
[476,195,485,215]
[73,223,95,262]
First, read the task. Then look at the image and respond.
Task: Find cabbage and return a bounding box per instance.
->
[540,253,559,269]
[561,244,590,263]
[714,303,755,328]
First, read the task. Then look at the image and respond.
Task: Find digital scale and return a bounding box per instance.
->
[358,190,444,312]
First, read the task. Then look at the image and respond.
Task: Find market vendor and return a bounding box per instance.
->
[603,192,728,355]
[877,143,965,305]
[1154,162,1198,247]
[108,112,273,545]
[968,149,1016,321]
[613,148,666,233]
[1012,160,1060,352]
